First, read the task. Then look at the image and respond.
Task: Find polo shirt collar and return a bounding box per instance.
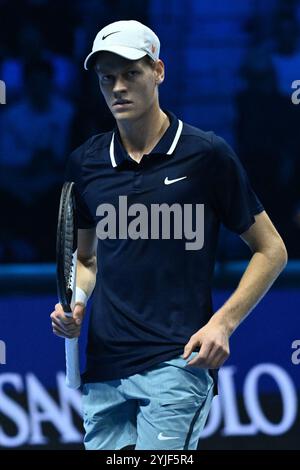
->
[109,110,183,168]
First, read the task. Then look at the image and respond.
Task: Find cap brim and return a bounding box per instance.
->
[84,46,147,70]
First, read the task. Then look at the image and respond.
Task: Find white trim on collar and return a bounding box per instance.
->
[166,119,183,155]
[109,118,183,167]
[109,133,117,167]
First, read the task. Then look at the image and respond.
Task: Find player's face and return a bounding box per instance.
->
[94,52,163,122]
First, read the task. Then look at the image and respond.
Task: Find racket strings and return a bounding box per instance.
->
[56,181,76,310]
[63,202,75,292]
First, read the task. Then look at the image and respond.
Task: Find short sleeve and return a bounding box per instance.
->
[210,134,264,234]
[64,146,96,229]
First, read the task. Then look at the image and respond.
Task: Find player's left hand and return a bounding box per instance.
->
[182,315,231,369]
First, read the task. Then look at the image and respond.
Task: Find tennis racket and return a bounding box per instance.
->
[56,181,81,389]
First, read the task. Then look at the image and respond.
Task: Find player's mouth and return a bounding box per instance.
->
[112,99,133,110]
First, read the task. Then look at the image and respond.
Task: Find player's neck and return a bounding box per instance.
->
[117,106,169,163]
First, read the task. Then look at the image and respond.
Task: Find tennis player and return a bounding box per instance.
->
[51,20,288,450]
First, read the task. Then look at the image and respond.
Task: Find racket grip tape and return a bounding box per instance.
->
[65,337,81,389]
[64,309,81,389]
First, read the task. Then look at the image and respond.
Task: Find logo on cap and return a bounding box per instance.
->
[102,31,121,40]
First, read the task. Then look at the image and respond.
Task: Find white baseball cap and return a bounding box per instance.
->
[84,20,160,70]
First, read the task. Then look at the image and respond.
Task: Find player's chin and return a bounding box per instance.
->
[111,106,138,120]
[112,110,132,120]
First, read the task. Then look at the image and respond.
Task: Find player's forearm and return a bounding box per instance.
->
[210,242,288,336]
[76,255,97,300]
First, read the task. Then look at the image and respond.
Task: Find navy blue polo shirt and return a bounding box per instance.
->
[65,110,264,392]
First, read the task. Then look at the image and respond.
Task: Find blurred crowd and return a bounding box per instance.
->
[236,0,300,259]
[0,0,148,262]
[0,0,299,262]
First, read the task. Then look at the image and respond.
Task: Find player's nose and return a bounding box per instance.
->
[112,75,127,94]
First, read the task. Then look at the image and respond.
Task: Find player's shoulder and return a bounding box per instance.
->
[65,131,112,181]
[182,122,213,143]
[69,131,112,163]
[182,122,236,161]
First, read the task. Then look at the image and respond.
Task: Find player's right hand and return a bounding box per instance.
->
[50,303,85,339]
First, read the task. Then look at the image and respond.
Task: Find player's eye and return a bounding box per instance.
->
[127,70,139,78]
[100,75,114,84]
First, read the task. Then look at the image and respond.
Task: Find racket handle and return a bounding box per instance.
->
[65,337,81,389]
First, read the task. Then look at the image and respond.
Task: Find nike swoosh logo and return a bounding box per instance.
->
[102,31,121,40]
[158,432,180,441]
[164,176,187,185]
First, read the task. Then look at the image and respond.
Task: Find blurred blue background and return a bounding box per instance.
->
[0,0,299,450]
[0,0,300,262]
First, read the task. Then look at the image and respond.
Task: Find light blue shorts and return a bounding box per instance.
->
[82,352,214,450]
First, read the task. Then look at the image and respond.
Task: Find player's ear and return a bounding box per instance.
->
[154,59,164,85]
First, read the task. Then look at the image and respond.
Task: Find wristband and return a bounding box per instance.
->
[75,286,88,306]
